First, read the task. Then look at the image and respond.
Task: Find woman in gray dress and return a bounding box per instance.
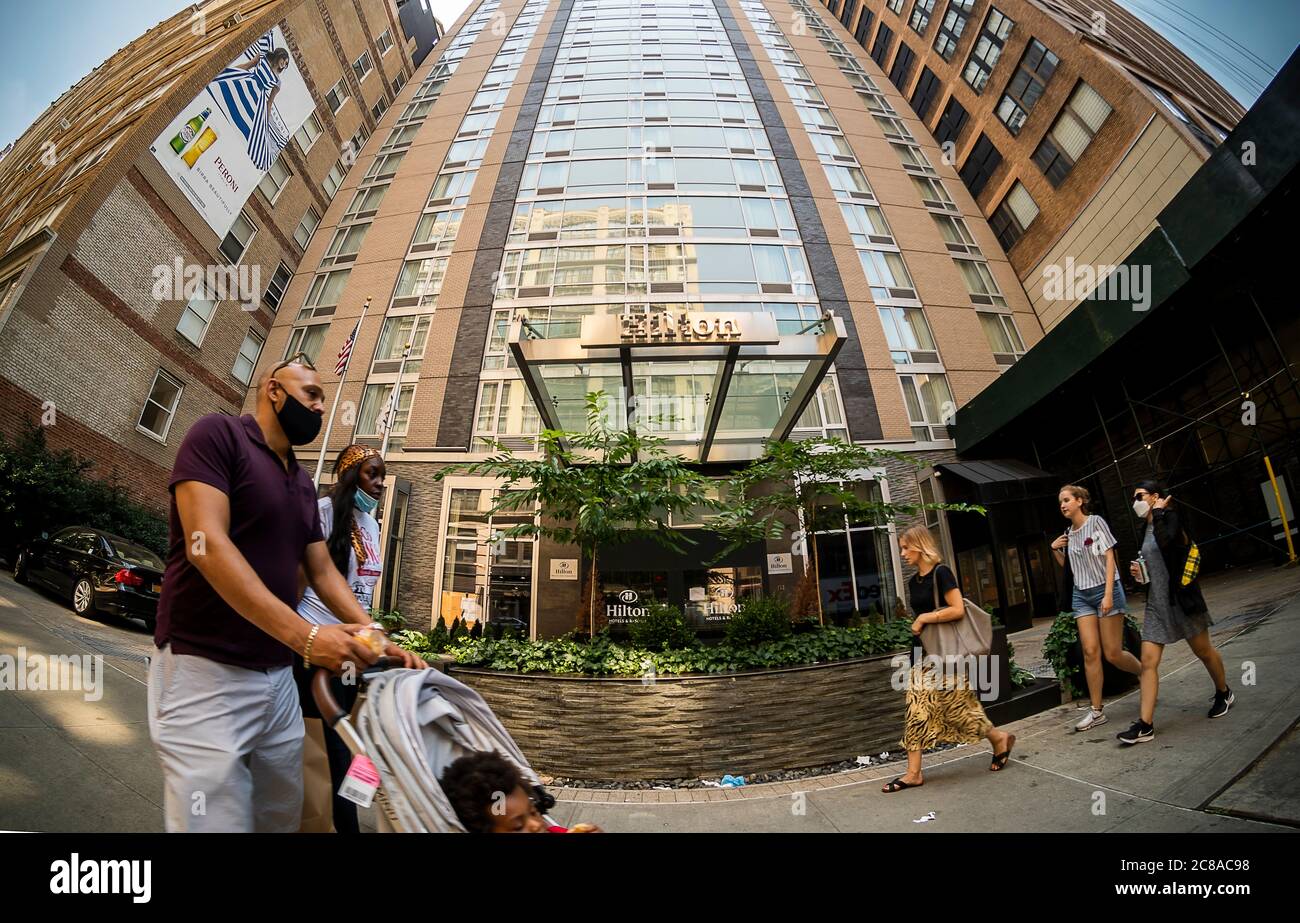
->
[1117,479,1234,744]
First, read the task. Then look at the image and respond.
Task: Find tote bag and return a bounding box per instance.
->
[920,565,995,660]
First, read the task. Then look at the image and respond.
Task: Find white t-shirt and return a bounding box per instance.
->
[1067,514,1118,590]
[297,496,382,626]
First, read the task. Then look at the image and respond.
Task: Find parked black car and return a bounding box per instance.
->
[13,527,164,631]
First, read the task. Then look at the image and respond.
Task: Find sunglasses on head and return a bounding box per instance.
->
[271,351,317,375]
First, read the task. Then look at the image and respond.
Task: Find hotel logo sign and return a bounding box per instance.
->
[581,311,780,349]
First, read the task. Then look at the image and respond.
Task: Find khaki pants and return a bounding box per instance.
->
[147,644,303,833]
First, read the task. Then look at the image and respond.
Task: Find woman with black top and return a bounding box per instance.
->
[882,526,1015,793]
[1117,479,1233,744]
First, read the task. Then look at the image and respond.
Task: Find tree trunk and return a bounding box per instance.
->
[588,548,599,638]
[810,527,825,627]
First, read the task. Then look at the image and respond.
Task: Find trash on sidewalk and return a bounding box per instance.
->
[700,780,723,788]
[855,755,872,766]
[719,774,746,787]
[912,811,937,824]
[652,785,673,790]
[879,752,890,761]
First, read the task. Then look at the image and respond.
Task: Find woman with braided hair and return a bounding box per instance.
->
[294,443,387,833]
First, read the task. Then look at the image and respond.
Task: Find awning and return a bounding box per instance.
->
[934,459,1059,503]
[509,308,847,463]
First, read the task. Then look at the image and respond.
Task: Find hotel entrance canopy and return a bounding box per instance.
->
[509,309,847,463]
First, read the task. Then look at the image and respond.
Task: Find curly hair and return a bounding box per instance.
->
[439,751,525,833]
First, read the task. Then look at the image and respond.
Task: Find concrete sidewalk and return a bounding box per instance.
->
[1,567,1296,833]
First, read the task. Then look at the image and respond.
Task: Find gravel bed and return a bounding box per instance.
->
[541,743,969,790]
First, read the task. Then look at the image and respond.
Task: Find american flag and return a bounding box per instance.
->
[334,320,360,375]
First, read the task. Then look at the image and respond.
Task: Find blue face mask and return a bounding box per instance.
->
[353,489,379,515]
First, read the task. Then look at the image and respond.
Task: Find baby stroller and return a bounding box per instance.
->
[312,658,555,832]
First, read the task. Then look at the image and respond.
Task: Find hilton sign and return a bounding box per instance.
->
[581,311,780,349]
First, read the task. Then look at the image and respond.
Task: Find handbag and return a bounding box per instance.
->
[920,564,994,660]
[1180,535,1201,586]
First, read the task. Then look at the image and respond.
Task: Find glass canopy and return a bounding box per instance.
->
[509,308,846,462]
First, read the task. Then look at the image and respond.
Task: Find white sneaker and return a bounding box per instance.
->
[1075,708,1107,731]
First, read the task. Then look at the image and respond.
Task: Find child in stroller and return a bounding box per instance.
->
[441,751,601,834]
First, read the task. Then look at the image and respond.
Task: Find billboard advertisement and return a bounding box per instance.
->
[150,27,314,238]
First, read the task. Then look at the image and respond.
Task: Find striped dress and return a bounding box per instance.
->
[207,33,291,170]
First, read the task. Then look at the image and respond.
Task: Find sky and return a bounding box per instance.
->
[0,0,1293,149]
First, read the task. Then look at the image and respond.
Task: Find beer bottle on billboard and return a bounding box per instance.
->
[182,126,218,168]
[170,108,212,154]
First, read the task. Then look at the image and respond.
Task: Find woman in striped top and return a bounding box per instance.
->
[207,33,292,171]
[1051,484,1141,732]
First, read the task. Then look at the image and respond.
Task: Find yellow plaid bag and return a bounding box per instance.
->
[1181,541,1201,586]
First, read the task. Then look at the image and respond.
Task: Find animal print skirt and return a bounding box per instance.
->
[900,663,993,751]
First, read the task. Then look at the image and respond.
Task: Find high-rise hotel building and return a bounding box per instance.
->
[250,0,1241,634]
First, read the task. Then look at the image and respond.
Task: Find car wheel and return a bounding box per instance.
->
[13,553,28,584]
[72,577,95,616]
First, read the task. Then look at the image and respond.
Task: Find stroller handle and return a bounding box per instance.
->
[312,656,404,727]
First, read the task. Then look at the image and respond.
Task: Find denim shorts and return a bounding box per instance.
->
[1072,578,1127,617]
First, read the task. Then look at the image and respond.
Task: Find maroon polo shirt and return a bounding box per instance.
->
[155,413,323,669]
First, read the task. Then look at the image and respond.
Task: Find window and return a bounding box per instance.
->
[324,160,345,200]
[263,262,291,312]
[294,206,320,249]
[912,174,957,210]
[219,211,255,264]
[899,372,955,442]
[934,96,969,147]
[284,325,327,363]
[353,51,373,82]
[997,39,1058,134]
[372,314,432,372]
[394,257,449,303]
[138,370,183,441]
[871,23,895,68]
[293,113,323,153]
[377,30,394,55]
[854,8,875,46]
[365,151,405,181]
[346,184,388,219]
[175,285,217,346]
[324,223,369,261]
[357,383,414,437]
[840,203,895,246]
[412,209,463,252]
[256,155,291,203]
[299,268,350,319]
[933,0,975,61]
[910,0,937,34]
[962,7,1014,93]
[886,0,906,12]
[878,305,938,363]
[1139,77,1221,152]
[932,213,980,255]
[858,249,916,299]
[889,43,917,91]
[958,133,1002,197]
[371,98,389,122]
[839,1,855,28]
[472,379,541,450]
[326,78,348,114]
[979,311,1026,365]
[392,75,404,97]
[232,329,265,385]
[990,181,1038,250]
[955,258,1007,307]
[910,66,942,120]
[1033,81,1112,186]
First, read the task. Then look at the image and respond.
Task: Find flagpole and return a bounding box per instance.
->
[379,340,412,458]
[314,297,371,487]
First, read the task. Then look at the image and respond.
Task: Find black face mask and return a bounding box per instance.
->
[272,383,323,445]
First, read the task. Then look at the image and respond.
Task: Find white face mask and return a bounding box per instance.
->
[1133,499,1151,518]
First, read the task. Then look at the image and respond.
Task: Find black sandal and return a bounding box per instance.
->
[989,734,1016,772]
[881,777,923,793]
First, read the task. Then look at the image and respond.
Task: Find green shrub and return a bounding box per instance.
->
[724,593,792,646]
[628,601,697,652]
[427,619,450,652]
[0,418,168,561]
[370,608,405,632]
[1044,611,1141,699]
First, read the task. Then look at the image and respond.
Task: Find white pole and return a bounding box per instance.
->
[379,341,412,458]
[314,297,371,487]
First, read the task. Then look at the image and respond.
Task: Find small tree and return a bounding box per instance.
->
[436,392,718,636]
[711,438,981,625]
